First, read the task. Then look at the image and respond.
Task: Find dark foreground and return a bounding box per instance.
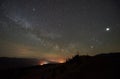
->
[0,52,120,79]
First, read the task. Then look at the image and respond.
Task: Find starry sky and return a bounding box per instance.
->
[0,0,120,62]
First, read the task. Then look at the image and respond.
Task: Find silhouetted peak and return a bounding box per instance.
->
[72,54,80,60]
[66,54,91,64]
[66,55,79,64]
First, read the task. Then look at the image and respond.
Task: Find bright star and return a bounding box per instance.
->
[106,27,110,31]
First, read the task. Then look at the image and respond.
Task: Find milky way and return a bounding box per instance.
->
[0,0,120,61]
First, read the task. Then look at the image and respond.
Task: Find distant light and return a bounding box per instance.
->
[40,61,49,65]
[49,59,66,63]
[58,60,65,63]
[58,59,66,63]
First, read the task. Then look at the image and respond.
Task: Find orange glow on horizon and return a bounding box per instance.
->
[57,59,66,63]
[39,61,49,65]
[39,58,66,65]
[49,58,66,63]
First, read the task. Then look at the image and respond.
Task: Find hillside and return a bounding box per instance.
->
[0,57,40,70]
[0,52,120,79]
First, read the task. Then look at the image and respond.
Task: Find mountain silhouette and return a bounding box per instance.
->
[0,57,40,70]
[0,52,120,79]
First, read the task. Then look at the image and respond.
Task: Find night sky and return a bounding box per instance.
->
[0,0,120,62]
